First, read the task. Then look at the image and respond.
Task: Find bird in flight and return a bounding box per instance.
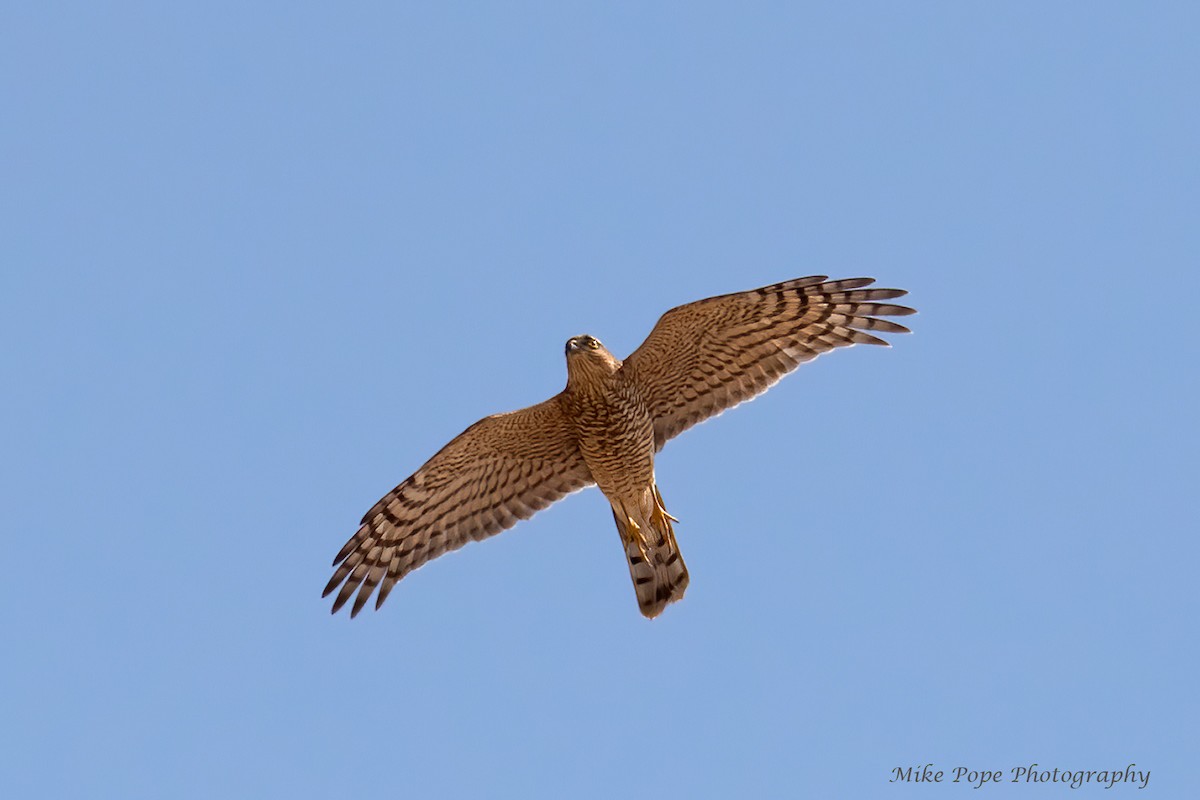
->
[325,276,914,618]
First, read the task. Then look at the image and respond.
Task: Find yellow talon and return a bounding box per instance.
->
[651,487,679,523]
[625,517,654,562]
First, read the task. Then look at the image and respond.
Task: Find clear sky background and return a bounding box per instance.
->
[3,2,1196,798]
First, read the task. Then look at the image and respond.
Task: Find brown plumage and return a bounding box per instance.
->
[324,276,915,618]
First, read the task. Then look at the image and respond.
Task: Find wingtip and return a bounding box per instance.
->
[375,585,394,611]
[329,590,350,615]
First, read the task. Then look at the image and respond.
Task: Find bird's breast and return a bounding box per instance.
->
[568,383,655,497]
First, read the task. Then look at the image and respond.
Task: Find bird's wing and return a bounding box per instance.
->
[324,395,593,616]
[621,276,915,450]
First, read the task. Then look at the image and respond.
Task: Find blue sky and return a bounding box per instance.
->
[3,2,1196,797]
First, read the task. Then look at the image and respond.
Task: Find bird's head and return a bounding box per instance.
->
[565,335,621,384]
[565,334,605,356]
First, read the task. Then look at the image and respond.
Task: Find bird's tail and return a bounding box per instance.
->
[612,485,689,618]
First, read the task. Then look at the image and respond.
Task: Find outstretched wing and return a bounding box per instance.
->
[324,395,593,616]
[621,276,915,450]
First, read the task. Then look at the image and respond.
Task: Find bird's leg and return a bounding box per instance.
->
[615,507,655,565]
[626,516,655,564]
[651,485,680,525]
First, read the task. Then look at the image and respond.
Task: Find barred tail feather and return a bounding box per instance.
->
[612,485,689,618]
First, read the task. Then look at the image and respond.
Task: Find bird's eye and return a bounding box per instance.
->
[587,339,599,349]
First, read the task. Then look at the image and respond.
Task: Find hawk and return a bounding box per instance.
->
[325,276,914,618]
